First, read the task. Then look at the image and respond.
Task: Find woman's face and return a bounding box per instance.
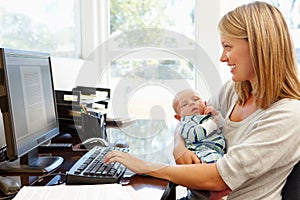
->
[220,34,255,84]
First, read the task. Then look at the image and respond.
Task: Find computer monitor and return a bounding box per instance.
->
[0,48,63,174]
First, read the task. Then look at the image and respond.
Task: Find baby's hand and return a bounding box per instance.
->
[212,117,219,129]
[197,100,204,115]
[204,105,219,116]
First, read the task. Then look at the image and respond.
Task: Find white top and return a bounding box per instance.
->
[209,80,300,199]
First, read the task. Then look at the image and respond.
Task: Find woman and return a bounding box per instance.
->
[104,2,300,199]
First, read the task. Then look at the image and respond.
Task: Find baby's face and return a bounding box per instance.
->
[176,90,205,117]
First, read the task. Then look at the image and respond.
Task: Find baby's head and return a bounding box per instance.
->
[173,89,206,121]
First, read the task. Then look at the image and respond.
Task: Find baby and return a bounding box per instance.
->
[173,89,225,163]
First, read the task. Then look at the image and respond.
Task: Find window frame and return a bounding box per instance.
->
[81,0,225,97]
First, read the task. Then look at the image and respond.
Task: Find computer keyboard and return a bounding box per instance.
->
[66,146,129,185]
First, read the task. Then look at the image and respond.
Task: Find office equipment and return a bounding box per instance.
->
[55,87,110,138]
[80,113,106,142]
[113,139,129,148]
[106,117,136,128]
[0,48,63,174]
[66,146,129,185]
[0,176,20,195]
[80,137,109,149]
[80,92,108,138]
[0,138,171,199]
[39,143,73,150]
[55,90,81,135]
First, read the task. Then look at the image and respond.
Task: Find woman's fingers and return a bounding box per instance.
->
[103,150,123,164]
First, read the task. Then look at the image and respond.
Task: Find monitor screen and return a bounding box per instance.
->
[0,48,63,174]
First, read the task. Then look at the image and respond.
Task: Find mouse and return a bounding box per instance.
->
[80,137,109,149]
[0,177,20,196]
[113,139,129,148]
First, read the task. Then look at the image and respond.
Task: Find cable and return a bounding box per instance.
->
[0,147,8,162]
[29,172,67,186]
[0,194,16,200]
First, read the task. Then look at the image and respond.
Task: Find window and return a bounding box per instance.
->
[0,0,80,57]
[105,0,222,120]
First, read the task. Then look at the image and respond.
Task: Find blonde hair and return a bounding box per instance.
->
[218,1,300,109]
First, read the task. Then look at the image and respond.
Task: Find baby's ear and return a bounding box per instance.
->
[174,114,181,121]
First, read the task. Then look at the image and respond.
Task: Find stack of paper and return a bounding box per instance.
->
[13,184,133,200]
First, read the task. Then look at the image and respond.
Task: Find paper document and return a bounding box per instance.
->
[13,184,132,200]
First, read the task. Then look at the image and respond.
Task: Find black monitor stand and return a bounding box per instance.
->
[0,148,63,175]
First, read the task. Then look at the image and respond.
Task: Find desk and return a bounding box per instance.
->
[43,146,175,199]
[1,118,178,199]
[1,140,175,200]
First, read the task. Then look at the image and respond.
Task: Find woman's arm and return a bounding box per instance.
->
[104,150,229,191]
[173,124,200,164]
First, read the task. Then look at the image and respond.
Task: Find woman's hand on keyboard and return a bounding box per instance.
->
[104,150,148,174]
[104,150,167,176]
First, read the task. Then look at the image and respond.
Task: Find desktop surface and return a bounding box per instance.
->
[44,144,171,199]
[0,135,174,199]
